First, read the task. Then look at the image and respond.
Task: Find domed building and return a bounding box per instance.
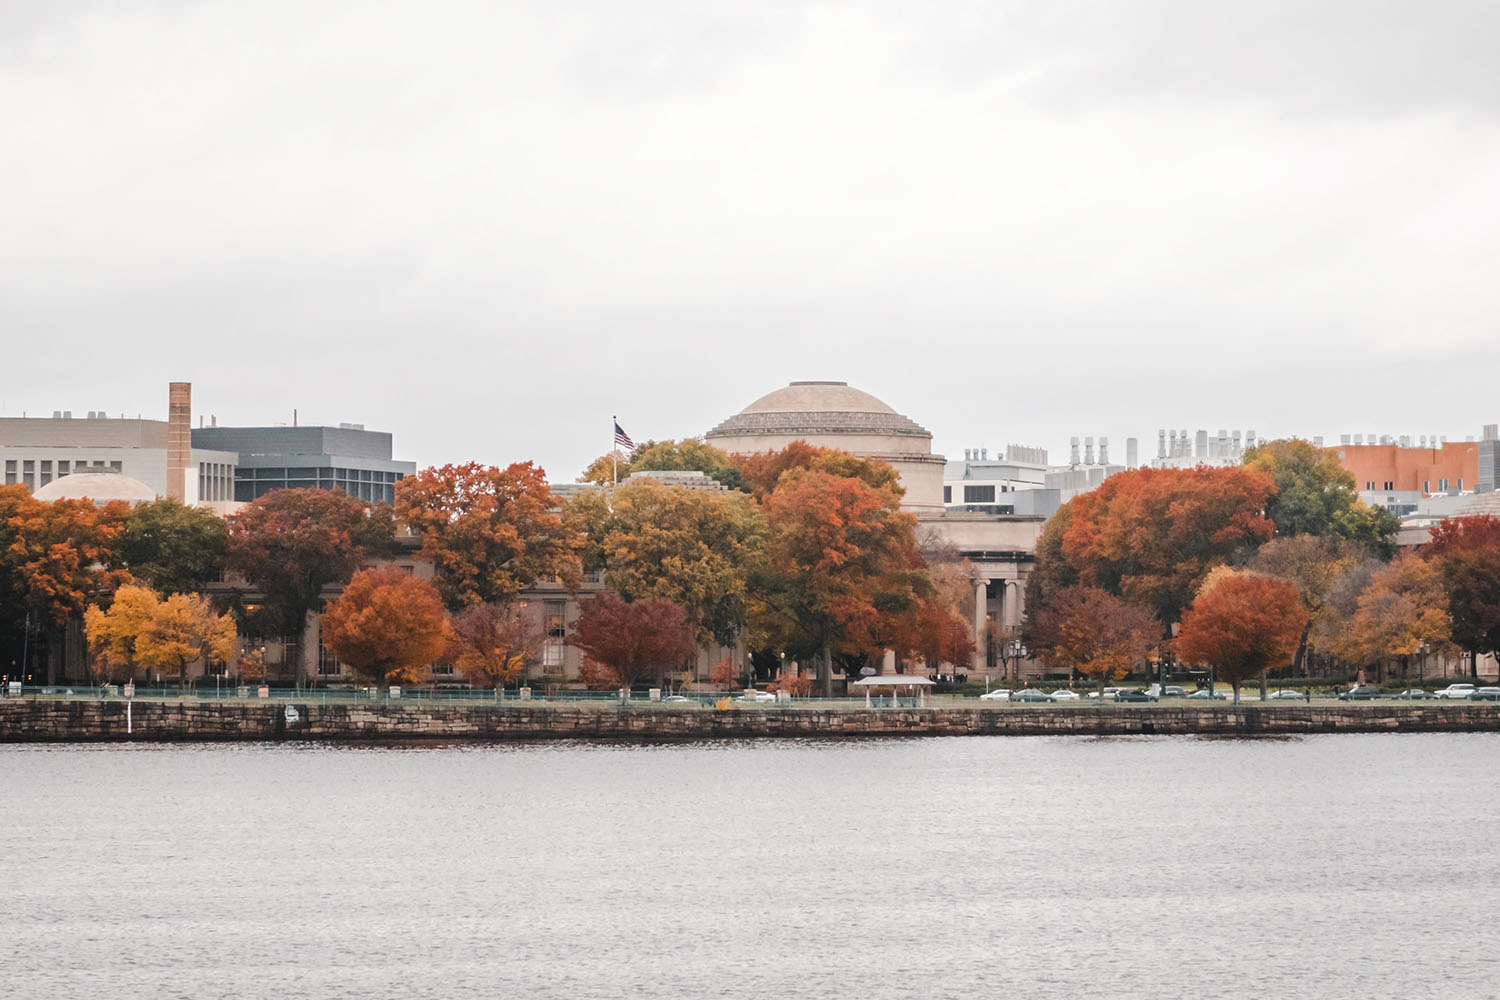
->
[32,469,158,506]
[705,381,947,513]
[707,380,1045,679]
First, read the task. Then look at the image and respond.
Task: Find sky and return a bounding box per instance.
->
[5,0,1499,480]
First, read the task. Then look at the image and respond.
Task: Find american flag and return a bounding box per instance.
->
[613,421,635,451]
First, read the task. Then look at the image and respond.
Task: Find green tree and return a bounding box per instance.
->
[1423,515,1500,679]
[579,439,748,492]
[1243,438,1398,553]
[224,489,397,684]
[118,498,229,594]
[564,478,765,647]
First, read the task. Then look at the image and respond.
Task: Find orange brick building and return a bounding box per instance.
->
[1328,440,1479,496]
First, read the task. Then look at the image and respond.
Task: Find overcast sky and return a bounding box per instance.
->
[5,0,1499,479]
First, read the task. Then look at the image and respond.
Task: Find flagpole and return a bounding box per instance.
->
[611,415,617,488]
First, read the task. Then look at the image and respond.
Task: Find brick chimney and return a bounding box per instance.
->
[167,382,191,502]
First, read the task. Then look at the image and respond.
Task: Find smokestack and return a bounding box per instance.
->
[168,382,191,503]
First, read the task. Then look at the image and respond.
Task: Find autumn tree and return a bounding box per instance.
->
[118,498,229,594]
[1242,438,1399,552]
[1308,554,1386,675]
[911,600,979,674]
[1423,515,1500,679]
[563,478,765,647]
[732,440,903,501]
[1055,465,1276,626]
[751,466,930,696]
[579,438,748,492]
[320,566,450,687]
[447,602,542,688]
[1176,570,1307,703]
[395,462,582,610]
[1250,535,1370,675]
[84,584,236,687]
[1335,555,1453,679]
[224,489,396,684]
[565,591,699,687]
[1029,586,1159,689]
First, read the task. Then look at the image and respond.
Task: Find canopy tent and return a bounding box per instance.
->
[851,674,933,707]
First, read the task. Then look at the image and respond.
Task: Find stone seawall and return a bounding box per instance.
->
[3,700,1500,743]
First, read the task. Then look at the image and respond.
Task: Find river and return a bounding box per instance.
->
[3,734,1496,999]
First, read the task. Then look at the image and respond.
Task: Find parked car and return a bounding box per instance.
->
[1162,685,1186,698]
[978,688,1012,701]
[1184,689,1227,700]
[1048,689,1081,701]
[1389,688,1432,700]
[736,690,776,703]
[1338,684,1381,701]
[1470,687,1500,702]
[662,694,693,703]
[1268,689,1306,700]
[1113,689,1157,703]
[1009,689,1053,703]
[1436,683,1476,700]
[1087,687,1125,700]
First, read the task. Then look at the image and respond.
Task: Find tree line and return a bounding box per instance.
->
[1022,439,1500,700]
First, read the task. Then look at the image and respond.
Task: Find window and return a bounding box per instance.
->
[316,642,342,676]
[1382,481,1393,491]
[1424,480,1430,493]
[1439,478,1449,492]
[5,459,15,486]
[1366,481,1375,491]
[430,662,455,676]
[109,461,122,472]
[542,602,566,667]
[963,484,996,504]
[57,460,69,477]
[943,486,952,504]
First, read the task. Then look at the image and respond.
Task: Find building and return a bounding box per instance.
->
[1152,427,1258,468]
[191,423,416,505]
[1,384,238,504]
[706,380,1044,681]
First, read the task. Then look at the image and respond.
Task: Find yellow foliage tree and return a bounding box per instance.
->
[85,585,237,686]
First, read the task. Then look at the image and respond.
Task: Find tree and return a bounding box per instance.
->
[1177,570,1307,703]
[751,466,930,695]
[733,441,903,501]
[1029,586,1158,689]
[566,591,699,687]
[1336,555,1453,679]
[1423,515,1500,679]
[578,439,748,491]
[1250,535,1370,674]
[1058,466,1276,626]
[118,498,229,595]
[224,489,396,684]
[563,478,765,647]
[446,602,542,688]
[911,600,979,674]
[1243,438,1399,552]
[320,566,450,687]
[395,462,582,610]
[84,584,236,686]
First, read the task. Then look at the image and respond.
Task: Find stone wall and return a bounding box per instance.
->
[3,700,1500,743]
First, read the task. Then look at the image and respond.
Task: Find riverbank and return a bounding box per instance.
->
[4,698,1500,742]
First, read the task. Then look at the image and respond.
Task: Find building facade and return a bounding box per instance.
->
[191,424,416,505]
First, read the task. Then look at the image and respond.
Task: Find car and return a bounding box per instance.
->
[1470,687,1500,702]
[1184,689,1227,700]
[978,688,1012,701]
[1389,688,1432,700]
[1087,687,1125,700]
[1048,689,1081,701]
[1436,683,1476,700]
[1113,689,1157,703]
[1268,689,1306,701]
[1162,685,1186,698]
[736,690,776,703]
[662,694,693,703]
[1338,684,1381,701]
[1009,689,1053,703]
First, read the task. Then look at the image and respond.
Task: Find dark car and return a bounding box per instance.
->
[1470,687,1500,702]
[1113,689,1158,703]
[1390,688,1432,700]
[1338,685,1381,701]
[1009,688,1054,703]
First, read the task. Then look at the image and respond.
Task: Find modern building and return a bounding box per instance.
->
[191,423,416,505]
[1152,427,1258,468]
[1327,429,1493,502]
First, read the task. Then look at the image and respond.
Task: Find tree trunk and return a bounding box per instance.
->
[1231,681,1241,705]
[1259,669,1267,701]
[823,640,833,699]
[1472,650,1479,680]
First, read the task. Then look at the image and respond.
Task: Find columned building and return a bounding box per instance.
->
[707,380,1044,680]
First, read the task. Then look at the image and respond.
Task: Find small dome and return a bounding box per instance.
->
[707,381,930,440]
[33,470,157,506]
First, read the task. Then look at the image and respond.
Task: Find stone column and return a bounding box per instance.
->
[973,579,988,675]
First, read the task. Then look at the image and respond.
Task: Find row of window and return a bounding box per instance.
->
[4,458,122,488]
[1371,478,1463,493]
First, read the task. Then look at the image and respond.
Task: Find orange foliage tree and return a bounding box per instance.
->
[565,591,699,688]
[1423,515,1500,679]
[446,602,542,688]
[395,462,582,610]
[732,441,903,501]
[1176,570,1307,703]
[1057,465,1276,626]
[1029,586,1158,688]
[320,567,450,687]
[753,466,930,696]
[1335,554,1452,678]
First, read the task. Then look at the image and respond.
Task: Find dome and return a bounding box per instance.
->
[706,381,930,440]
[33,470,157,506]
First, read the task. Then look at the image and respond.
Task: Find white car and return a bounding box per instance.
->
[1087,687,1124,700]
[1436,683,1476,700]
[736,690,776,703]
[1268,689,1305,700]
[1048,689,1080,701]
[978,688,1012,701]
